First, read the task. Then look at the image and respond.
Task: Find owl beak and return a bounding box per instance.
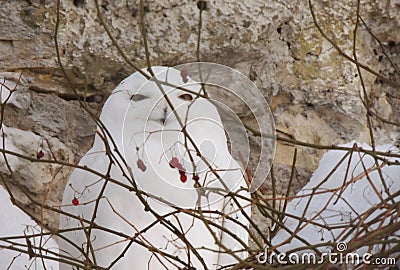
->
[161,107,168,125]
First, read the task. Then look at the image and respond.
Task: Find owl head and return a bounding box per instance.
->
[99,66,227,154]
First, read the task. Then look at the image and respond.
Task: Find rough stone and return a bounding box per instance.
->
[0,126,74,227]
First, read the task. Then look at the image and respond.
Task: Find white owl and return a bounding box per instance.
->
[59,66,251,269]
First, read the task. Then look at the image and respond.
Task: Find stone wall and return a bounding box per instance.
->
[1,0,399,228]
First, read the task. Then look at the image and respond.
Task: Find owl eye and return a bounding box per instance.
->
[130,94,148,102]
[178,94,193,101]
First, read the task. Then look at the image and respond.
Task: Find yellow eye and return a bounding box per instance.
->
[130,94,148,101]
[178,94,193,101]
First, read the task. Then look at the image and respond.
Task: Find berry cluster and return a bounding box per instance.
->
[169,157,199,183]
[169,157,187,182]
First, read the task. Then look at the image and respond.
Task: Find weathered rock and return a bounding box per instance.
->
[0,126,74,227]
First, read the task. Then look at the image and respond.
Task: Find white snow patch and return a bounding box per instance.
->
[0,185,59,269]
[272,142,400,257]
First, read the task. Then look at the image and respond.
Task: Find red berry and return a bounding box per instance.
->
[169,157,179,168]
[180,174,187,183]
[137,159,147,172]
[72,197,79,206]
[36,150,44,159]
[193,175,199,181]
[180,70,188,83]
